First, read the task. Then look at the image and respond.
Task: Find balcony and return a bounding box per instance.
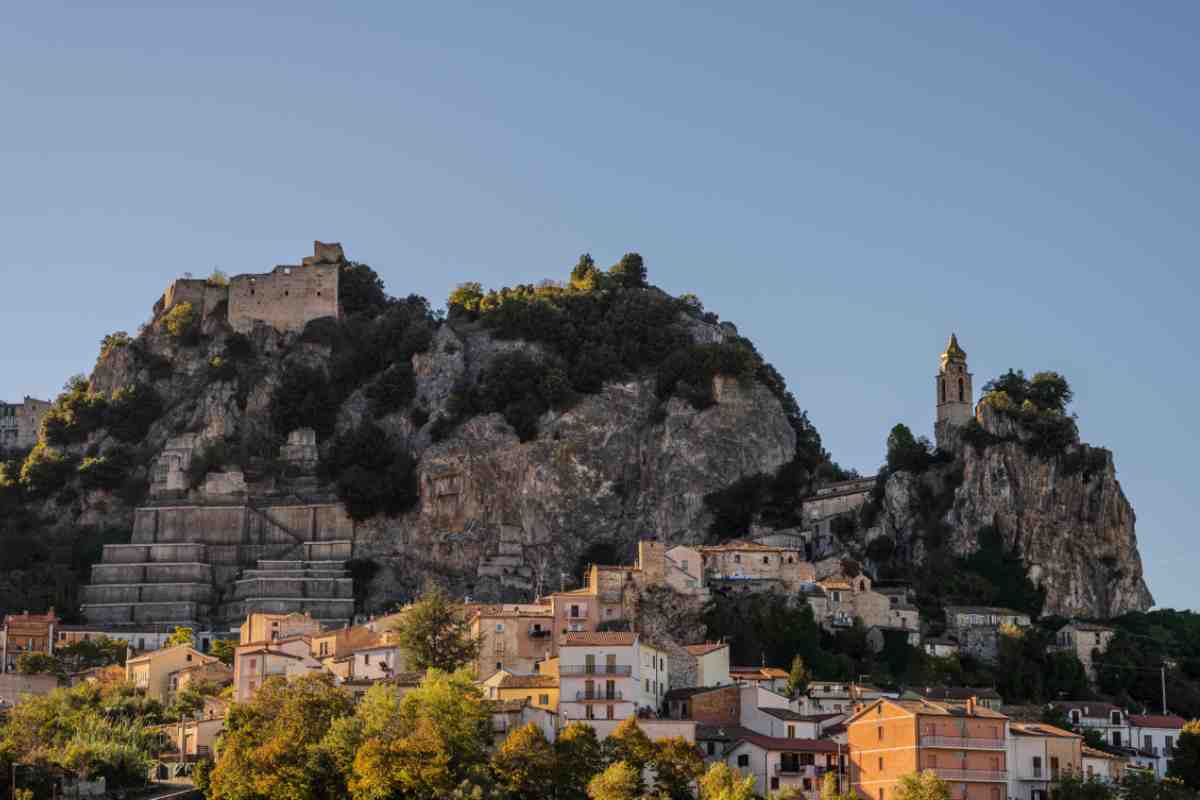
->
[930,768,1008,782]
[560,664,633,676]
[920,736,1006,750]
[576,690,626,701]
[528,629,552,638]
[775,764,828,777]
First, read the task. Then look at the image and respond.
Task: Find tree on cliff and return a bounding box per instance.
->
[886,423,935,473]
[339,261,387,317]
[391,587,482,672]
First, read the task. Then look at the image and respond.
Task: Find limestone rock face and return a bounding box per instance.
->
[877,404,1153,618]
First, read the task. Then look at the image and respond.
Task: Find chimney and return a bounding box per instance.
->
[966,697,977,715]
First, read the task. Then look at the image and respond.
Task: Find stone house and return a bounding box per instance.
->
[682,642,732,687]
[310,624,379,661]
[866,625,921,653]
[809,574,906,634]
[127,644,219,702]
[467,603,554,680]
[666,684,741,725]
[1050,622,1115,682]
[944,606,1032,662]
[1,609,59,673]
[699,540,814,594]
[0,396,50,452]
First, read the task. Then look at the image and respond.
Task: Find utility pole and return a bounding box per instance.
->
[1162,664,1167,715]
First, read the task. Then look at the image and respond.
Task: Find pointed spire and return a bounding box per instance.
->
[942,333,967,363]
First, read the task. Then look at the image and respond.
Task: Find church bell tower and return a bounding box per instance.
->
[935,333,973,449]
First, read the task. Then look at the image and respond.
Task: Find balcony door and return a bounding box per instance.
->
[585,654,596,674]
[606,654,617,674]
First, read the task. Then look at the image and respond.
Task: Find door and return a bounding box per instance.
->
[606,654,617,674]
[585,654,595,674]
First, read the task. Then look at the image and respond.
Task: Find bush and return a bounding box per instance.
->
[99,331,132,359]
[270,364,339,439]
[470,351,572,442]
[78,448,135,492]
[339,261,388,318]
[224,332,254,361]
[42,376,108,446]
[186,441,229,488]
[162,302,198,341]
[365,363,417,416]
[19,443,77,498]
[104,384,162,443]
[323,422,418,521]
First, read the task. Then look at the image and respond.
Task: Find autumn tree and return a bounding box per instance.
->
[391,588,482,672]
[490,722,556,800]
[603,717,656,783]
[208,673,355,800]
[652,736,705,799]
[894,770,951,800]
[164,626,195,648]
[587,761,641,800]
[554,721,605,800]
[787,654,812,697]
[209,638,236,666]
[699,761,756,800]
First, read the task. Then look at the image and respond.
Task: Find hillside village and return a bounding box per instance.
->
[0,245,1192,799]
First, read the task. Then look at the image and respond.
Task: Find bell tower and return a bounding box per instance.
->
[935,333,973,448]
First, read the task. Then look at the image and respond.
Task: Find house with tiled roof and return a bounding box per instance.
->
[699,540,814,594]
[1128,713,1186,778]
[1082,745,1127,784]
[232,635,322,701]
[1049,622,1115,683]
[722,734,839,798]
[681,641,731,687]
[493,672,559,711]
[1007,722,1082,800]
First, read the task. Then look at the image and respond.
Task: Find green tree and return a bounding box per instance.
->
[554,722,605,800]
[1168,719,1200,789]
[56,636,127,672]
[587,762,641,800]
[490,722,556,800]
[340,261,388,317]
[1029,372,1073,413]
[608,253,647,289]
[652,736,704,799]
[570,254,601,291]
[698,761,756,800]
[15,652,63,678]
[391,589,482,672]
[162,301,198,339]
[165,626,195,648]
[820,770,858,800]
[1050,772,1116,800]
[210,638,236,666]
[787,654,812,697]
[894,770,951,800]
[1119,771,1194,800]
[448,282,485,316]
[886,423,934,473]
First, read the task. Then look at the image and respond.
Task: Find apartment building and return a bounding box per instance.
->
[848,697,1009,800]
[1051,702,1130,748]
[467,603,554,680]
[1007,722,1083,800]
[556,632,668,725]
[1128,714,1186,778]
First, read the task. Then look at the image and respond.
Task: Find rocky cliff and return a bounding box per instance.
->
[872,402,1153,618]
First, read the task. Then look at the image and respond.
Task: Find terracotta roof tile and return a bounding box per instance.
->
[499,674,559,689]
[1129,714,1186,729]
[562,632,637,646]
[684,642,728,657]
[731,735,839,753]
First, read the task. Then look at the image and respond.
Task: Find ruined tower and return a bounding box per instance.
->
[935,333,974,449]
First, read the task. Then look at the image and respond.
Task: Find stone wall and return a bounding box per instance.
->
[158,279,229,320]
[0,397,50,451]
[227,242,341,334]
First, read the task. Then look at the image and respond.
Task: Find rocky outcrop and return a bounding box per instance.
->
[875,404,1153,618]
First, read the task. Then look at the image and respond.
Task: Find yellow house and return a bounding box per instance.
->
[126,645,218,702]
[493,673,559,712]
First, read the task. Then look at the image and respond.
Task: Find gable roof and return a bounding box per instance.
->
[1011,722,1082,739]
[126,643,214,665]
[846,698,1008,724]
[666,685,733,702]
[914,686,1002,702]
[684,642,728,657]
[498,674,559,690]
[562,632,637,647]
[1129,714,1186,729]
[731,735,838,753]
[761,707,820,722]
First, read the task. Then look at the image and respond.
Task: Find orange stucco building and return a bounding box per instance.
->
[847,698,1009,800]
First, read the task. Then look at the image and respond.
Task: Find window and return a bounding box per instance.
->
[734,554,741,563]
[878,726,883,741]
[1112,731,1122,747]
[1167,736,1175,753]
[958,378,964,402]
[363,653,369,664]
[940,380,946,403]
[539,694,549,705]
[1111,711,1122,725]
[645,679,650,691]
[1071,710,1080,724]
[570,605,580,619]
[929,754,937,767]
[1051,757,1060,778]
[586,705,595,720]
[1145,735,1153,751]
[186,653,193,662]
[763,556,770,564]
[1032,756,1042,777]
[787,724,795,737]
[495,661,502,670]
[706,742,716,755]
[803,779,813,791]
[606,704,614,720]
[249,658,256,669]
[878,757,884,771]
[495,623,505,633]
[737,754,749,767]
[990,788,1000,800]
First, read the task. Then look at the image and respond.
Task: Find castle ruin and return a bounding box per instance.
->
[154,241,343,334]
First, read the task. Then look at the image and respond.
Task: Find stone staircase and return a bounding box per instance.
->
[476,524,534,592]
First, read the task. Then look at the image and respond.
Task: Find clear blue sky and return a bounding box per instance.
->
[2,2,1196,610]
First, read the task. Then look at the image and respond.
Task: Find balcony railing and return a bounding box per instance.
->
[930,768,1008,782]
[920,736,1007,750]
[528,629,552,638]
[576,690,626,701]
[560,664,633,676]
[775,764,828,776]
